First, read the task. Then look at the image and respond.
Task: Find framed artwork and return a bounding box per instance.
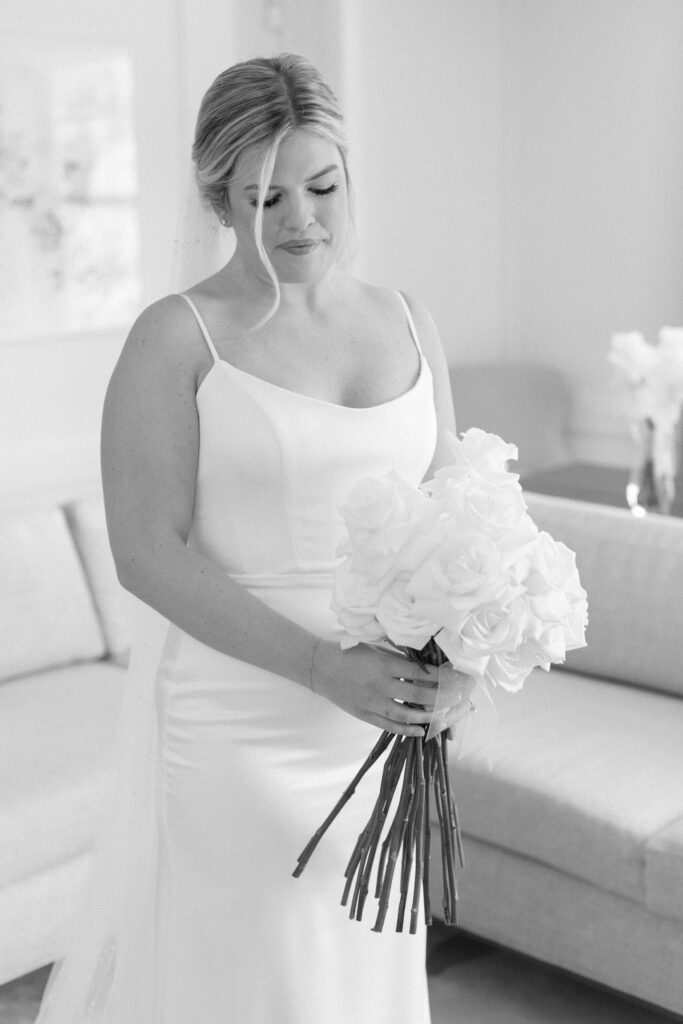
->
[0,34,142,339]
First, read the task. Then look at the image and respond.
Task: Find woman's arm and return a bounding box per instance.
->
[399,293,456,478]
[101,295,454,736]
[102,295,320,684]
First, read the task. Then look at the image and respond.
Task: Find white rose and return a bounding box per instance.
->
[482,646,540,693]
[439,474,537,550]
[608,331,659,384]
[522,533,588,654]
[330,556,390,648]
[348,503,440,580]
[335,610,386,649]
[425,431,520,511]
[433,628,490,677]
[405,531,517,635]
[423,587,532,680]
[375,577,439,651]
[445,427,519,471]
[423,461,472,503]
[451,592,529,663]
[338,471,436,580]
[658,327,683,380]
[525,532,580,594]
[351,515,441,591]
[653,327,683,413]
[332,559,386,615]
[339,471,423,538]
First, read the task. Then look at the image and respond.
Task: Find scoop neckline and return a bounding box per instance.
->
[196,350,425,411]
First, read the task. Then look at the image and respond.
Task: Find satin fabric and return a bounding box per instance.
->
[35,289,437,1023]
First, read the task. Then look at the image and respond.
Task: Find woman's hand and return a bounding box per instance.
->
[425,663,478,739]
[310,640,475,738]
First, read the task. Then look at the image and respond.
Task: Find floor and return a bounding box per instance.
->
[426,924,681,1024]
[1,925,679,1024]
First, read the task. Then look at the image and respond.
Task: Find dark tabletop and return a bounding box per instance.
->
[521,461,683,517]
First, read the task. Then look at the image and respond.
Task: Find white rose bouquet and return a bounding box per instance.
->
[293,429,588,933]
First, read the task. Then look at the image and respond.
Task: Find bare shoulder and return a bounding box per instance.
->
[352,281,442,355]
[113,293,210,391]
[394,290,442,358]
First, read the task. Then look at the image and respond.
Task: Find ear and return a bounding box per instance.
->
[216,187,233,227]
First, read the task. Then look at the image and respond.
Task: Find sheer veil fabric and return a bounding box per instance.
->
[35,181,228,1024]
[169,173,234,294]
[36,603,179,1022]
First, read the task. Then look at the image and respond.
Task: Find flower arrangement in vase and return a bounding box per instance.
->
[608,328,683,515]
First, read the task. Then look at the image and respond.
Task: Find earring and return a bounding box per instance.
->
[219,217,227,226]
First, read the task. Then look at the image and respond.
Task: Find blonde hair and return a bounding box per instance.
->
[192,54,356,327]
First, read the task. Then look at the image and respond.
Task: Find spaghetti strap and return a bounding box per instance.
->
[394,290,423,357]
[179,293,220,363]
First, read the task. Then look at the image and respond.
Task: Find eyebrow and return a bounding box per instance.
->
[243,164,339,192]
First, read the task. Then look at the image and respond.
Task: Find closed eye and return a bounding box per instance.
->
[249,183,339,210]
[250,194,282,210]
[310,183,339,197]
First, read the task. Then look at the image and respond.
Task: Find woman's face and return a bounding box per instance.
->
[226,129,348,285]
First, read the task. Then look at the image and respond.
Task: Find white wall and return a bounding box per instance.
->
[499,0,683,463]
[343,0,506,365]
[342,0,683,465]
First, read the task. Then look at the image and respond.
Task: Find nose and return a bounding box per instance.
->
[282,191,315,232]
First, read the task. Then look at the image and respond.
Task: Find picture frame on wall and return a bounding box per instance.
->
[0,33,143,341]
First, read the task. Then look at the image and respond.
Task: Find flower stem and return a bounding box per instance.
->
[351,736,405,919]
[293,639,464,935]
[410,735,426,934]
[292,729,393,877]
[372,740,416,932]
[434,734,458,924]
[422,741,433,927]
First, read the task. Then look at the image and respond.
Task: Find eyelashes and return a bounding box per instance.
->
[249,183,339,210]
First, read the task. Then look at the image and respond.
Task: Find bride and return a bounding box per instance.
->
[35,52,473,1024]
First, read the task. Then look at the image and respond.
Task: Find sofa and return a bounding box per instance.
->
[0,491,132,985]
[431,491,683,1017]
[2,489,683,1016]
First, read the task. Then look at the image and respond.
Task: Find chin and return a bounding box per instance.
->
[274,261,333,285]
[271,244,337,284]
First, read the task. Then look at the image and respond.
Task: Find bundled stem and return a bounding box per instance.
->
[293,642,463,933]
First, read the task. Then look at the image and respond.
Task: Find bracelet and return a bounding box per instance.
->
[308,637,323,693]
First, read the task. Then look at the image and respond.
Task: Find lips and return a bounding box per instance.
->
[278,240,322,254]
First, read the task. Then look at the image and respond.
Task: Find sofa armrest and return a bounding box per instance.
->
[524,491,683,698]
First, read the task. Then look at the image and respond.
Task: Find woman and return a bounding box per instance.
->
[36,53,472,1024]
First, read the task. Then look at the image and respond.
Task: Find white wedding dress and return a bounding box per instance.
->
[35,289,437,1024]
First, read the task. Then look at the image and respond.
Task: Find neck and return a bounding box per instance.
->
[222,254,346,318]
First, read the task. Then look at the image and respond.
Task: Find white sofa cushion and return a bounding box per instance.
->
[447,668,683,912]
[525,492,683,698]
[65,496,135,665]
[0,661,124,888]
[439,836,683,1016]
[0,507,106,682]
[0,854,92,986]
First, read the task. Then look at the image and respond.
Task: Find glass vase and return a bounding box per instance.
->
[625,417,678,516]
